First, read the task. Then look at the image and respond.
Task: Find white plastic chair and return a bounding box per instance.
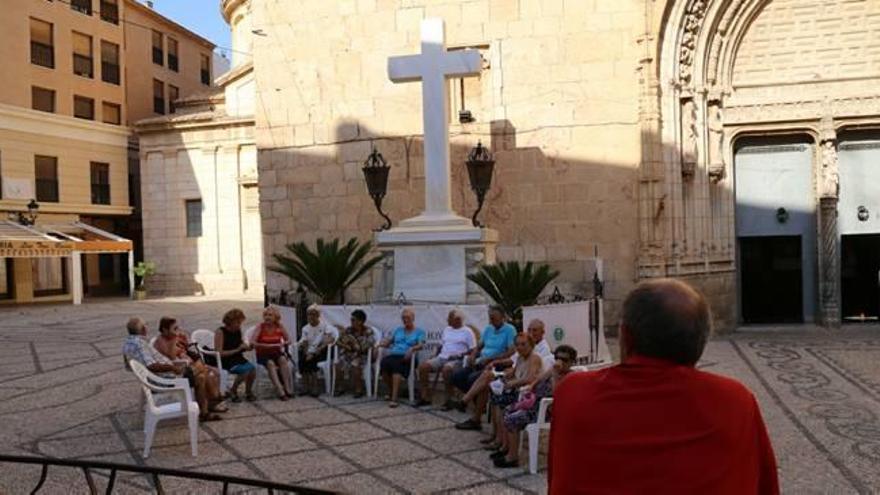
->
[373,347,420,404]
[317,344,336,396]
[246,325,299,396]
[128,360,199,458]
[521,397,552,474]
[191,329,229,393]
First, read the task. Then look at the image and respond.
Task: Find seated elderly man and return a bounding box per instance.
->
[123,317,226,422]
[414,309,477,408]
[452,305,517,431]
[549,279,779,494]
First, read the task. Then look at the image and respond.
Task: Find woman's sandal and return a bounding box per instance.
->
[479,436,497,445]
[199,413,223,422]
[245,393,257,402]
[209,403,229,413]
[388,401,399,408]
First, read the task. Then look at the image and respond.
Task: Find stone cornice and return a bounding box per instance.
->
[0,103,131,147]
[221,0,249,23]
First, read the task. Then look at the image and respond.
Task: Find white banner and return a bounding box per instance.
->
[523,301,611,364]
[274,304,489,345]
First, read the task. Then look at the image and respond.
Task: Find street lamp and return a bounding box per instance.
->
[362,146,392,231]
[15,199,39,226]
[465,141,496,227]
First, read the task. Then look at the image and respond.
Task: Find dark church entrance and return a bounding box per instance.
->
[734,138,816,324]
[739,236,804,323]
[841,234,880,321]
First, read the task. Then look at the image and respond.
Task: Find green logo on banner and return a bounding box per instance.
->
[553,326,565,342]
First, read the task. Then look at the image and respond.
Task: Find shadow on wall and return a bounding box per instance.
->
[262,118,650,329]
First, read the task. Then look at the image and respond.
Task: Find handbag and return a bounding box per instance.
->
[512,391,537,412]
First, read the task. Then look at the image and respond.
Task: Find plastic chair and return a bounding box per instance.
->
[191,329,229,393]
[128,360,199,458]
[246,325,299,396]
[373,347,420,404]
[521,397,553,474]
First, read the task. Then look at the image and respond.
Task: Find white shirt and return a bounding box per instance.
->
[300,320,339,354]
[437,326,477,359]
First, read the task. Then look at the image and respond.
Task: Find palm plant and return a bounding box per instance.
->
[467,261,560,327]
[269,237,384,304]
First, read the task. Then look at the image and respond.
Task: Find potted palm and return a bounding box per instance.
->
[467,261,560,329]
[133,261,156,300]
[269,237,384,304]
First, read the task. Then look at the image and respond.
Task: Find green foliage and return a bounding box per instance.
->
[133,261,156,290]
[467,261,560,326]
[269,237,384,304]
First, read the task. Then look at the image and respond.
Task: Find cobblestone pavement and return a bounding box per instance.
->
[0,297,878,494]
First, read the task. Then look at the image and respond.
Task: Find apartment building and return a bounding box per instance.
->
[0,0,215,305]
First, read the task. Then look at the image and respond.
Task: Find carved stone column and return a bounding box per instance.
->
[817,116,841,327]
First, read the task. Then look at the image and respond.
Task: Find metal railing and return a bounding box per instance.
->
[74,54,94,78]
[0,454,335,495]
[71,0,92,15]
[153,97,165,115]
[31,42,54,68]
[168,53,178,72]
[102,62,120,84]
[35,179,59,203]
[91,184,110,205]
[152,47,164,65]
[100,2,119,24]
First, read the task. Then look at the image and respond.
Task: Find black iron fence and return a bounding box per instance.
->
[31,42,54,68]
[0,454,335,495]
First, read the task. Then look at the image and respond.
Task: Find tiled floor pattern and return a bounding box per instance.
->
[1,298,879,493]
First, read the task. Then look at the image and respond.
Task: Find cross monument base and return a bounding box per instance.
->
[375,224,497,304]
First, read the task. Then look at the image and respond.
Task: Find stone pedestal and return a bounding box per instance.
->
[375,224,497,304]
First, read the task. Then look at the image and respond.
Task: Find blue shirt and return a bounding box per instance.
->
[388,326,426,356]
[479,323,516,360]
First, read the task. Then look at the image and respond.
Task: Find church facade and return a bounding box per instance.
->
[247,0,880,330]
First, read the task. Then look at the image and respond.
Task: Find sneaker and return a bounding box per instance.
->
[454,418,482,431]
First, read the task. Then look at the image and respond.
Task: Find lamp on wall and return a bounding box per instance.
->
[465,141,496,227]
[15,199,40,226]
[775,207,789,224]
[362,146,392,231]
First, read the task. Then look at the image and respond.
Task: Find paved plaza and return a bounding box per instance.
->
[0,297,879,494]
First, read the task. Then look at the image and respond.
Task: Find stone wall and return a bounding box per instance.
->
[254,0,646,324]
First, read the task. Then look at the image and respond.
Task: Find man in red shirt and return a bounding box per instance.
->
[548,278,779,494]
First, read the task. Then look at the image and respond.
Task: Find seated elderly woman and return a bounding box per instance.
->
[252,306,294,400]
[486,333,543,467]
[378,308,426,408]
[214,309,257,402]
[334,309,376,398]
[495,344,578,468]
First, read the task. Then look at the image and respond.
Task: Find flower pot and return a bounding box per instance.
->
[135,289,147,301]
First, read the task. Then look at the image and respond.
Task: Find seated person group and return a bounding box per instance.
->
[123,279,780,493]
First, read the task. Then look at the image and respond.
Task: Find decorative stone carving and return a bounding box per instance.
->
[707,100,726,182]
[680,98,698,179]
[819,140,840,199]
[678,0,708,87]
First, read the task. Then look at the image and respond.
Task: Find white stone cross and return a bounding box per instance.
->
[388,18,482,227]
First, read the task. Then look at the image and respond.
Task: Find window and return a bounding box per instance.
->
[167,38,179,72]
[101,41,120,85]
[200,54,211,85]
[0,259,12,300]
[32,258,68,297]
[30,18,54,68]
[70,0,92,16]
[72,32,93,78]
[35,155,59,203]
[152,79,165,114]
[102,102,121,125]
[100,0,119,24]
[185,199,203,237]
[90,162,110,205]
[32,87,55,113]
[152,30,163,66]
[73,95,95,120]
[169,85,179,113]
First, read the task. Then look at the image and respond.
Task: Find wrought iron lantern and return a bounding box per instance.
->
[15,199,39,226]
[465,141,496,227]
[362,146,392,231]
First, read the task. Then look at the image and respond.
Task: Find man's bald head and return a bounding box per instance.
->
[620,278,712,366]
